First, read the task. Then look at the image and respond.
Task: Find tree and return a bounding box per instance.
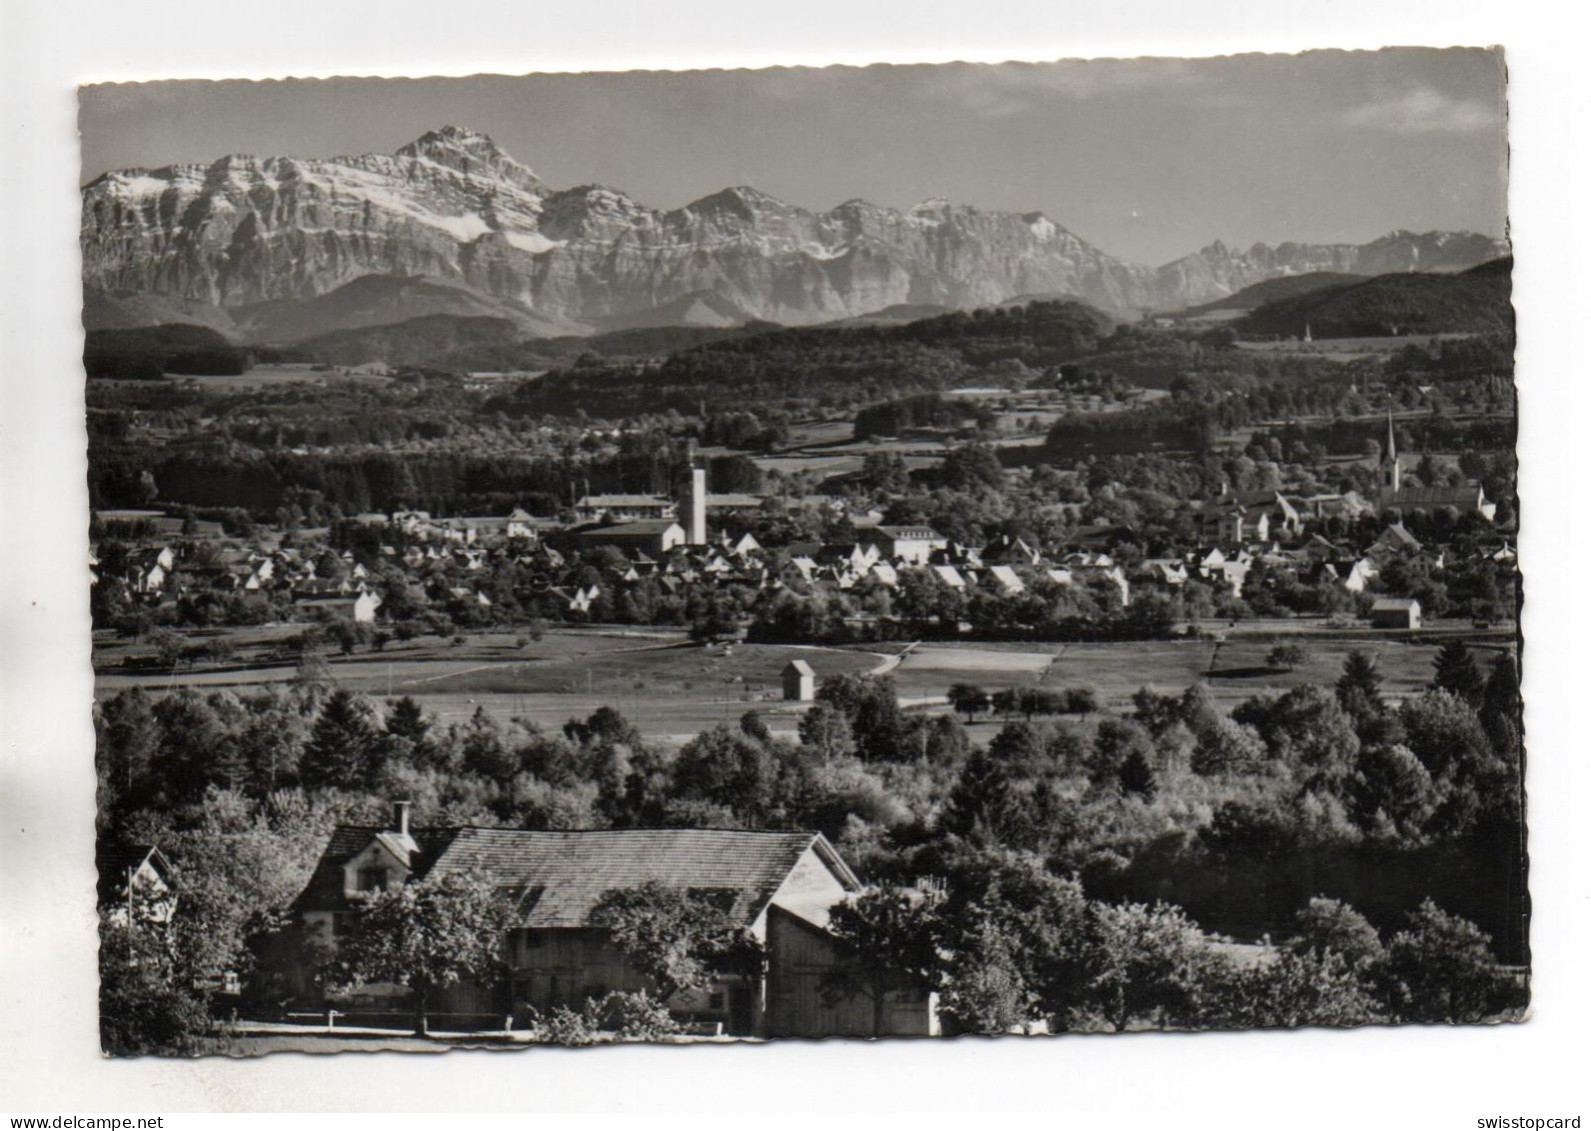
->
[1088,717,1156,785]
[1336,651,1384,713]
[1189,715,1266,777]
[942,722,1075,853]
[935,443,1006,492]
[1380,900,1520,1023]
[947,682,992,724]
[738,710,772,744]
[149,628,185,672]
[385,696,432,744]
[1480,652,1522,758]
[1210,948,1382,1029]
[939,919,1035,1034]
[1399,689,1499,783]
[98,891,214,1056]
[589,881,758,1003]
[821,885,945,1037]
[459,705,515,782]
[96,688,161,809]
[689,590,743,644]
[1080,900,1221,1032]
[150,691,236,803]
[671,724,777,821]
[1289,897,1386,970]
[1266,643,1308,672]
[815,674,906,762]
[1432,640,1486,707]
[939,850,1093,1031]
[1117,746,1157,798]
[330,873,514,1035]
[1235,684,1361,787]
[797,702,856,764]
[160,788,333,1004]
[299,689,386,790]
[236,711,306,796]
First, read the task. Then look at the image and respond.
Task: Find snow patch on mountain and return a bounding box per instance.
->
[501,229,563,254]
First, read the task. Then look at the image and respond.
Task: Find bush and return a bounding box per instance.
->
[520,991,682,1044]
[1381,900,1522,1023]
[1267,643,1308,672]
[590,990,682,1040]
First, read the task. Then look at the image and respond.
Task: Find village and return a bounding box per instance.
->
[91,410,1513,703]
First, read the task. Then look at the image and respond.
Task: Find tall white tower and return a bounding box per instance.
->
[684,467,707,545]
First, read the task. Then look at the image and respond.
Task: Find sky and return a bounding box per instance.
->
[77,47,1507,266]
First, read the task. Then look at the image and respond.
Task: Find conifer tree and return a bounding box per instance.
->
[299,689,385,790]
[1432,640,1485,707]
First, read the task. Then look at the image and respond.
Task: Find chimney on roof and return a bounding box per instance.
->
[392,800,412,838]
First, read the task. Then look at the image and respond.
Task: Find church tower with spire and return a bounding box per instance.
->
[1382,410,1401,493]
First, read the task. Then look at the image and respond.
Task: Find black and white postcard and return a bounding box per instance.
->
[75,48,1527,1057]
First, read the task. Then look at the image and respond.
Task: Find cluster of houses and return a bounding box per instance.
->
[98,540,390,623]
[100,488,1509,636]
[96,419,1511,636]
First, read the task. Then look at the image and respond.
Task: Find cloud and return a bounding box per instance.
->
[1341,86,1500,134]
[929,59,1211,118]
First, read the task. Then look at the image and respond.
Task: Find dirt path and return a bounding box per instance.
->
[867,640,920,677]
[1037,643,1071,684]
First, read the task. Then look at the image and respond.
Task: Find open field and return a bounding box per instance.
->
[95,627,886,745]
[95,618,1516,744]
[888,625,1517,715]
[1233,332,1476,362]
[91,363,397,390]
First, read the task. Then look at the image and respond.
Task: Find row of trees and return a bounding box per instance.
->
[824,862,1521,1035]
[96,640,1525,1051]
[105,851,1515,1048]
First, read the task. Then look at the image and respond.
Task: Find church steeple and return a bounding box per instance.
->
[1383,410,1401,493]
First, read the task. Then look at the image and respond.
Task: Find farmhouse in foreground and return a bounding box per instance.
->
[288,805,939,1038]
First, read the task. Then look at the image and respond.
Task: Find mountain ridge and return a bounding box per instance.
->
[81,126,1510,333]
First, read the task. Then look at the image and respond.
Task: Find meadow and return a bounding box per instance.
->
[94,619,1513,745]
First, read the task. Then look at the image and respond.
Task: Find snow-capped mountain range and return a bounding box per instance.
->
[81,126,1510,339]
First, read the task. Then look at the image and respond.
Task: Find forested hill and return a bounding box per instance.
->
[1175,272,1362,317]
[1233,258,1514,340]
[84,324,255,380]
[291,315,525,368]
[486,299,1118,418]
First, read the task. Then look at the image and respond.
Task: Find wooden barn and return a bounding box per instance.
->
[1370,596,1422,630]
[287,807,937,1038]
[782,659,816,701]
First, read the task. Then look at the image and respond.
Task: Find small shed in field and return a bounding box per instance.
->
[1370,596,1422,630]
[782,659,816,702]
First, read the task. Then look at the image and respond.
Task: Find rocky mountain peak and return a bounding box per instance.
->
[81,129,1510,331]
[687,185,795,219]
[395,126,540,191]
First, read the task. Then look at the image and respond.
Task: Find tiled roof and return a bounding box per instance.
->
[291,825,457,913]
[1387,487,1482,507]
[705,493,765,508]
[577,494,674,508]
[576,520,681,537]
[295,827,845,929]
[95,844,170,905]
[1372,596,1420,610]
[873,526,940,539]
[432,829,828,928]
